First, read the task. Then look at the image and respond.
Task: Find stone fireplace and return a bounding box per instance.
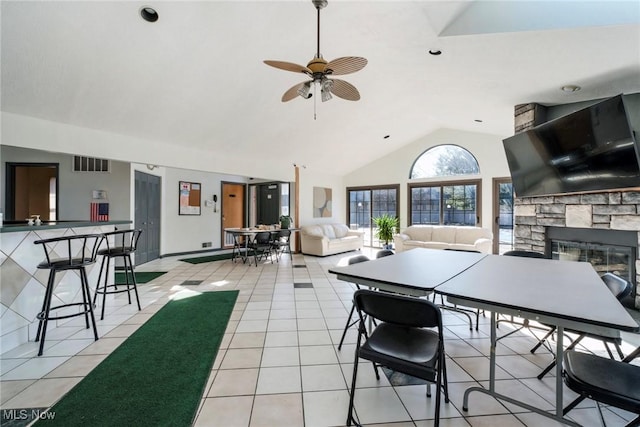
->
[511,101,640,309]
[513,192,640,309]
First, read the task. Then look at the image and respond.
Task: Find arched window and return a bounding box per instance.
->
[410,145,479,179]
[408,145,482,226]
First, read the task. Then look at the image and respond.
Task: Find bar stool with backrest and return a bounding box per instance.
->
[34,233,102,356]
[93,229,142,320]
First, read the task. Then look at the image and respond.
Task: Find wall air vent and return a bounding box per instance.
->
[72,156,110,172]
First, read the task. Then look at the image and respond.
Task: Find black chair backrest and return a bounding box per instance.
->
[276,229,291,240]
[376,249,394,258]
[101,229,142,251]
[348,255,370,265]
[601,272,632,300]
[503,250,546,258]
[354,289,441,328]
[34,234,103,266]
[255,231,272,244]
[444,248,480,253]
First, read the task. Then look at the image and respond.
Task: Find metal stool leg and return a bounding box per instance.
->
[125,253,141,310]
[80,267,99,341]
[100,256,111,320]
[36,271,57,356]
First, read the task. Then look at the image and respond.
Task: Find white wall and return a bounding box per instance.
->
[1,113,512,256]
[344,128,511,230]
[1,145,131,221]
[297,168,345,227]
[159,167,249,255]
[1,112,295,183]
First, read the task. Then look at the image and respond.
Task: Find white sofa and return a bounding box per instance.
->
[393,225,493,254]
[300,224,364,256]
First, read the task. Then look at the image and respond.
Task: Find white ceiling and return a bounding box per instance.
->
[2,1,639,177]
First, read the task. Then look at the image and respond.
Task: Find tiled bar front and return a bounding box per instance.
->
[0,222,126,353]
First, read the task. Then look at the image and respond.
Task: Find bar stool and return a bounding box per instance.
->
[34,234,102,356]
[93,229,142,320]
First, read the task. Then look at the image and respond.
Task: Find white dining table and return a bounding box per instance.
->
[329,248,639,426]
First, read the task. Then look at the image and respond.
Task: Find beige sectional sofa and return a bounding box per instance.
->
[300,224,365,256]
[393,225,493,254]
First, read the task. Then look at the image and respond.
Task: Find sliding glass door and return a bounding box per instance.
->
[493,178,515,254]
[347,185,399,247]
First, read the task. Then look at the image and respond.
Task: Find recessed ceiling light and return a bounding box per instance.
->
[428,49,442,56]
[561,85,581,92]
[140,6,159,22]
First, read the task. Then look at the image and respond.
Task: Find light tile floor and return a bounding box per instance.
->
[1,248,639,426]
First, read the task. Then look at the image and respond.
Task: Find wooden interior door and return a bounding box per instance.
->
[222,182,245,247]
[6,163,58,221]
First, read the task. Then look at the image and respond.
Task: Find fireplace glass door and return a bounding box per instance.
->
[551,239,634,284]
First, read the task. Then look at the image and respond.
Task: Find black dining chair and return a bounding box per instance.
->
[563,346,640,426]
[502,250,547,258]
[248,231,274,264]
[375,249,395,258]
[337,255,371,350]
[271,229,292,261]
[531,272,632,379]
[347,289,449,427]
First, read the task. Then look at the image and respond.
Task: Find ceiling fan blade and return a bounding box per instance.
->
[281,81,311,102]
[264,60,312,75]
[329,79,360,101]
[324,57,368,75]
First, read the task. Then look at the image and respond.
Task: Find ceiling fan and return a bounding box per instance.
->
[264,0,367,103]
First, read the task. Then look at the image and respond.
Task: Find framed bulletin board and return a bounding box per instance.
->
[179,181,201,215]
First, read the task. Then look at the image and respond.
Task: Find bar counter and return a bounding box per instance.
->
[0,220,132,353]
[0,220,132,233]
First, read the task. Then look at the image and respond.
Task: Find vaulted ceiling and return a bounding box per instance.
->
[2,1,639,177]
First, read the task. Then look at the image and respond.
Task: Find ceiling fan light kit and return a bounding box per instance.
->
[264,0,367,106]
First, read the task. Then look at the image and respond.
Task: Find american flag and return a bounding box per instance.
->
[90,202,109,222]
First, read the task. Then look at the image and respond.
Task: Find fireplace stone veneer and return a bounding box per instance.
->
[513,191,640,309]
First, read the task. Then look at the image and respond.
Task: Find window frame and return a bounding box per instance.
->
[346,184,400,247]
[407,178,482,226]
[409,144,480,179]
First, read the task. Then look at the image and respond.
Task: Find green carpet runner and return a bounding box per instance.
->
[36,290,238,427]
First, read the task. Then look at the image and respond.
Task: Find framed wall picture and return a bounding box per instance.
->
[179,181,201,215]
[313,186,332,217]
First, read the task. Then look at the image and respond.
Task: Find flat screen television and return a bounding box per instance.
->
[503,94,640,197]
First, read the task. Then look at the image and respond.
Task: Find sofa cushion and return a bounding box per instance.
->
[431,226,455,242]
[455,227,490,244]
[333,224,350,238]
[406,226,433,241]
[320,224,336,239]
[303,225,325,237]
